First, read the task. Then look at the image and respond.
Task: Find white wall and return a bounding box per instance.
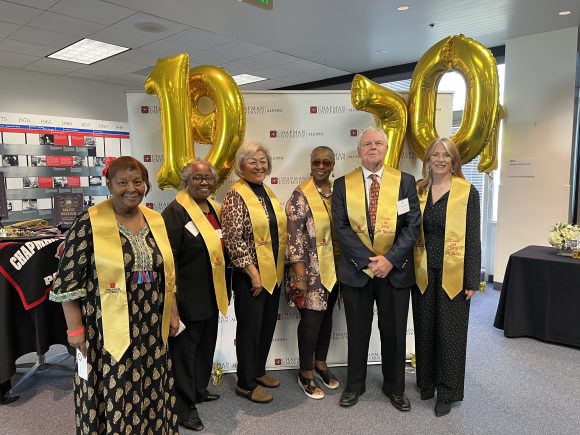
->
[494,27,579,282]
[0,67,130,122]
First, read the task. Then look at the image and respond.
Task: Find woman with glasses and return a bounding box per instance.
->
[222,142,287,404]
[285,146,340,400]
[162,160,230,431]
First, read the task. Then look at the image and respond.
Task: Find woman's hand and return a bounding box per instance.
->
[68,332,87,358]
[250,275,263,297]
[465,289,476,301]
[169,314,180,337]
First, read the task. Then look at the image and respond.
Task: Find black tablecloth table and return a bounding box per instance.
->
[0,237,69,394]
[494,245,580,347]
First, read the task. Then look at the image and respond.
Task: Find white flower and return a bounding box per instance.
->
[549,222,580,249]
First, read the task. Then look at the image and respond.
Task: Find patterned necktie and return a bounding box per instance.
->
[369,173,380,232]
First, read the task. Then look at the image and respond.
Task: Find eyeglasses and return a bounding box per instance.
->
[190,175,216,183]
[311,159,333,168]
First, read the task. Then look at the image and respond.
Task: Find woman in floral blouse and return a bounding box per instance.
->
[285,146,340,400]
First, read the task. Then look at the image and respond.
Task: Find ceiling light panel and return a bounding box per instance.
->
[48,39,129,64]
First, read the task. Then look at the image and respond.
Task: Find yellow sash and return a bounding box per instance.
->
[414,177,471,299]
[89,200,175,362]
[175,191,229,316]
[345,166,401,255]
[232,179,287,293]
[299,178,336,292]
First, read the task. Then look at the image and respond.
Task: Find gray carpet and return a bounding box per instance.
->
[1,287,579,435]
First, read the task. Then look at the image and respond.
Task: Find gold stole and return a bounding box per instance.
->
[299,178,337,292]
[175,191,229,316]
[345,166,401,255]
[414,177,471,299]
[89,200,175,362]
[232,179,287,294]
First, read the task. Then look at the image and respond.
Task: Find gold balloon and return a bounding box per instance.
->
[145,54,245,190]
[478,104,505,173]
[351,74,408,168]
[145,54,193,190]
[407,34,500,164]
[189,65,246,190]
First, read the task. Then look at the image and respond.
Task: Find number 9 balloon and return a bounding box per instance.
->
[145,54,245,190]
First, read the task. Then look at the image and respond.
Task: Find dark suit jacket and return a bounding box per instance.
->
[332,167,421,288]
[162,199,231,322]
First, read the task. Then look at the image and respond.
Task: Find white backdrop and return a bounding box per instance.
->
[126,90,453,372]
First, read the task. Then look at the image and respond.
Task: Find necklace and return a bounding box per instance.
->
[315,181,333,198]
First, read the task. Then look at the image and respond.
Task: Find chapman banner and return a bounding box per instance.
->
[126,90,453,371]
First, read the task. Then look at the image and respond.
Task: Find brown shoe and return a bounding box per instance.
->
[236,385,273,403]
[256,374,280,388]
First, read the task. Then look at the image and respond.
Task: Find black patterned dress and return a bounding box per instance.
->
[49,211,178,434]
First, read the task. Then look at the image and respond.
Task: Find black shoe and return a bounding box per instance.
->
[387,393,411,412]
[314,366,339,389]
[0,395,19,405]
[420,387,435,400]
[435,399,451,417]
[202,392,220,402]
[339,391,360,407]
[180,416,204,431]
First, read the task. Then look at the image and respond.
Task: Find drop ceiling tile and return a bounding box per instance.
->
[112,48,160,66]
[295,67,351,81]
[187,49,236,67]
[141,39,202,56]
[0,20,21,37]
[105,73,146,87]
[49,0,136,26]
[91,58,144,74]
[26,11,104,36]
[210,40,270,59]
[0,38,55,56]
[14,0,60,9]
[222,51,298,75]
[250,66,297,80]
[23,57,86,73]
[276,60,328,74]
[10,26,79,48]
[67,67,125,81]
[166,27,234,50]
[88,13,189,49]
[0,49,38,67]
[0,1,43,25]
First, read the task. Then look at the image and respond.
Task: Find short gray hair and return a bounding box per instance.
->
[234,141,273,178]
[358,127,388,147]
[179,159,218,189]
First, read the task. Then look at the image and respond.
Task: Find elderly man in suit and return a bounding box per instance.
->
[332,127,420,410]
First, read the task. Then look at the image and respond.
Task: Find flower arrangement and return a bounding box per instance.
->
[548,222,580,251]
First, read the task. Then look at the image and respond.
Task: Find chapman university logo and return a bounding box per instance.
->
[274,356,300,366]
[103,282,121,295]
[401,150,418,160]
[277,312,300,321]
[140,105,160,114]
[350,128,365,137]
[245,105,283,115]
[219,312,237,323]
[331,331,348,341]
[367,352,382,361]
[270,176,308,185]
[269,129,323,139]
[334,151,358,161]
[309,105,355,115]
[143,154,164,163]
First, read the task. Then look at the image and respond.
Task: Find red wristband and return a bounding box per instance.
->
[67,326,85,337]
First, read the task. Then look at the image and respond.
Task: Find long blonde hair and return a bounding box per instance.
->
[417,137,465,195]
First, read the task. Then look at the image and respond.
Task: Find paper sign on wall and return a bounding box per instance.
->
[507,158,535,177]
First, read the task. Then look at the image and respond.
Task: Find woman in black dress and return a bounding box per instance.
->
[413,138,481,417]
[50,156,179,434]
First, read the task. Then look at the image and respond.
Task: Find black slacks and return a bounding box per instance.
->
[170,311,218,419]
[342,278,410,395]
[297,284,339,371]
[233,271,280,390]
[411,267,470,403]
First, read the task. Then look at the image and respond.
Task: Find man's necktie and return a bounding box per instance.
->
[369,173,380,232]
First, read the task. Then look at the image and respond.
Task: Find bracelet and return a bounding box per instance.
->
[67,326,85,337]
[293,276,307,284]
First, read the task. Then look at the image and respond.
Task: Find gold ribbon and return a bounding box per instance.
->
[175,190,229,316]
[299,178,336,292]
[414,177,471,299]
[345,166,400,255]
[232,179,287,293]
[89,200,175,362]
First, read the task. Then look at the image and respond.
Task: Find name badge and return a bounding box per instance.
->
[185,221,199,237]
[397,198,410,215]
[77,349,88,381]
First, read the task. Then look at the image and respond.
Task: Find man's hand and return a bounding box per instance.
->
[368,255,393,279]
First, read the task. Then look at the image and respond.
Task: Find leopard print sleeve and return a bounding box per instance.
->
[221,188,258,270]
